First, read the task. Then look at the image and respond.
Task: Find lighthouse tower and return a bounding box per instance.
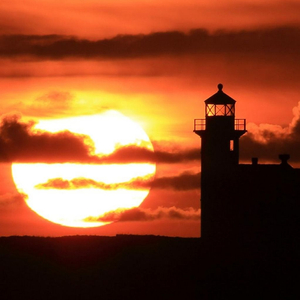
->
[194,84,247,240]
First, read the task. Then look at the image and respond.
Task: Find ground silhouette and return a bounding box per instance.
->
[0,235,297,299]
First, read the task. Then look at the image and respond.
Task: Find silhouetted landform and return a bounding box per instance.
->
[0,235,297,299]
[194,84,300,242]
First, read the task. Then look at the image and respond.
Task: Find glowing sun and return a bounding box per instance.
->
[12,110,156,227]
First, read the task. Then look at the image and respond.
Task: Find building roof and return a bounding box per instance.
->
[205,84,236,105]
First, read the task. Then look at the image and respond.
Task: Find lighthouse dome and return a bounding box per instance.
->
[204,84,236,105]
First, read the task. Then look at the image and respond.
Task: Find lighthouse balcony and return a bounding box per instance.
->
[194,118,246,131]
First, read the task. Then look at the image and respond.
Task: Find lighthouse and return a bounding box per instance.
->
[194,84,247,240]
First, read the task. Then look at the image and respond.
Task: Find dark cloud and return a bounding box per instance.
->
[151,172,200,191]
[0,27,299,60]
[99,145,199,164]
[85,206,200,223]
[35,171,200,191]
[0,114,96,163]
[0,115,200,164]
[240,102,300,163]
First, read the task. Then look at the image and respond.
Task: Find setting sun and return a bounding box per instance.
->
[11,110,156,227]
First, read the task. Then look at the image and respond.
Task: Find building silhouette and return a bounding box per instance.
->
[194,84,299,242]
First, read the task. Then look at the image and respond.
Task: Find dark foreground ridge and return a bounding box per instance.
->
[0,235,297,299]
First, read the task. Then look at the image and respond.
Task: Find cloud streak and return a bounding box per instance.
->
[0,27,299,60]
[35,176,152,191]
[35,172,200,191]
[85,206,200,223]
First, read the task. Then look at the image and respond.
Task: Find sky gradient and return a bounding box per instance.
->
[0,0,299,237]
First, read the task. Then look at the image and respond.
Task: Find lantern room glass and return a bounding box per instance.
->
[206,104,235,116]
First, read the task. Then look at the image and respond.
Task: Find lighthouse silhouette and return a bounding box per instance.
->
[194,84,299,242]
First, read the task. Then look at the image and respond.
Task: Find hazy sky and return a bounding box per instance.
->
[0,0,299,237]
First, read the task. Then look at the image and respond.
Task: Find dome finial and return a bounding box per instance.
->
[218,83,223,91]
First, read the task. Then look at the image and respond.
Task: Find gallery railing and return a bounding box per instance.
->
[194,119,246,131]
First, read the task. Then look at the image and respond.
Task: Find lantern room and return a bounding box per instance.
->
[205,84,235,117]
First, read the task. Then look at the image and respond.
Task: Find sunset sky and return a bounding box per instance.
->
[0,0,299,237]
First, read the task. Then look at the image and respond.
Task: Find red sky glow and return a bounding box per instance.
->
[0,0,299,237]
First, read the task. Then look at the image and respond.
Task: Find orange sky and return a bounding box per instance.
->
[0,0,299,237]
